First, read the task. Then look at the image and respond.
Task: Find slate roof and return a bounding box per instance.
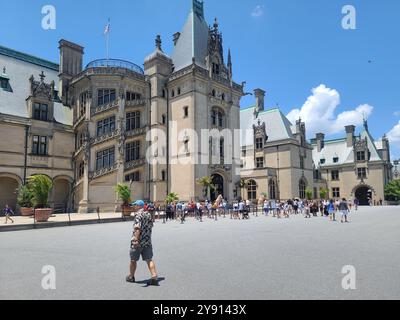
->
[171,3,209,72]
[0,45,72,126]
[240,106,295,147]
[312,126,383,167]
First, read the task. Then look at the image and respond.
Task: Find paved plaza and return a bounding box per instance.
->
[0,206,399,300]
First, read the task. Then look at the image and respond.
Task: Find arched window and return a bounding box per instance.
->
[212,89,216,97]
[218,111,223,127]
[221,93,225,101]
[269,180,277,200]
[171,90,175,98]
[211,107,225,128]
[162,114,166,125]
[299,179,307,199]
[247,180,257,201]
[177,87,181,95]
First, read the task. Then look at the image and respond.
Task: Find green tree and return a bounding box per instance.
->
[385,180,400,201]
[196,176,215,200]
[165,192,179,204]
[115,184,131,206]
[319,188,329,200]
[28,175,53,208]
[305,188,313,200]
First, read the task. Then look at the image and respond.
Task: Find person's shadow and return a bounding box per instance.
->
[135,277,166,287]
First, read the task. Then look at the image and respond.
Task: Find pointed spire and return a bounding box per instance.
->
[192,0,204,19]
[214,18,219,30]
[155,35,162,51]
[363,114,369,131]
[227,48,232,75]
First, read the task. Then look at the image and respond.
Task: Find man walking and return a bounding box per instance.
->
[126,200,159,286]
[339,198,350,223]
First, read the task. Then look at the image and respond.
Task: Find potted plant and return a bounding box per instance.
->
[305,188,313,201]
[319,188,329,200]
[17,184,34,216]
[28,175,53,222]
[115,184,132,216]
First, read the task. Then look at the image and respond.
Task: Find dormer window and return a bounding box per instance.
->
[333,157,339,163]
[0,67,11,91]
[212,63,220,75]
[320,158,326,165]
[356,151,366,162]
[33,103,48,121]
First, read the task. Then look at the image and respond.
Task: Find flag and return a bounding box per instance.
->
[104,19,110,35]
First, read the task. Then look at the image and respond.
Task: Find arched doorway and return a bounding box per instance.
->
[0,176,20,212]
[52,178,71,213]
[355,186,372,206]
[211,174,224,202]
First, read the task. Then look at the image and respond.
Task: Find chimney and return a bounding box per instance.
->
[58,39,84,105]
[316,133,325,152]
[345,125,355,147]
[173,32,181,46]
[254,88,265,112]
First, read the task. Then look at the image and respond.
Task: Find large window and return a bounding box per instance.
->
[125,171,141,182]
[97,116,116,136]
[79,92,87,117]
[77,162,84,179]
[331,170,339,181]
[96,147,115,170]
[332,188,340,198]
[211,108,225,127]
[126,141,141,162]
[256,157,264,168]
[126,111,141,131]
[357,167,367,179]
[247,180,257,201]
[255,137,263,150]
[97,89,116,106]
[33,103,48,121]
[357,151,366,162]
[32,136,48,155]
[299,179,307,199]
[300,156,305,170]
[126,91,142,101]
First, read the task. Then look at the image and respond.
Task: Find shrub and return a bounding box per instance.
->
[28,175,53,208]
[115,184,131,206]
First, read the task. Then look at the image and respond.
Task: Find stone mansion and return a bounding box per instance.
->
[0,0,393,212]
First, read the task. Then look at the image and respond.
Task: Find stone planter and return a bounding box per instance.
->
[20,207,34,216]
[35,208,53,222]
[122,205,134,217]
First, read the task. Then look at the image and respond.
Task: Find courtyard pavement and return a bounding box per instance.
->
[0,206,399,300]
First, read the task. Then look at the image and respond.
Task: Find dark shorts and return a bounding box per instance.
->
[130,245,153,262]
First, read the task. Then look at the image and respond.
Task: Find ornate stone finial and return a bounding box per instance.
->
[155,35,162,50]
[39,71,45,82]
[214,18,219,30]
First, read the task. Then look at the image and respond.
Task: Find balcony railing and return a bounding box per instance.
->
[90,163,118,180]
[124,158,146,170]
[126,99,146,108]
[91,99,119,116]
[126,127,146,138]
[86,59,144,75]
[90,129,120,146]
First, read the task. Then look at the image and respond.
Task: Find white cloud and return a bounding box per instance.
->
[387,121,400,148]
[286,84,373,137]
[251,5,264,18]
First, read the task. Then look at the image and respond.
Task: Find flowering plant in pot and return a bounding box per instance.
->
[17,184,34,216]
[115,184,132,216]
[28,175,53,222]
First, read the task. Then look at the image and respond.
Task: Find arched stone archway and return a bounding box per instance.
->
[210,174,224,202]
[52,177,72,213]
[352,184,375,206]
[0,174,22,212]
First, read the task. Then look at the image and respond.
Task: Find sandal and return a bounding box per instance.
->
[126,275,135,283]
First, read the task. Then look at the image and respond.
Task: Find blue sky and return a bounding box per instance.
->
[1,0,400,158]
